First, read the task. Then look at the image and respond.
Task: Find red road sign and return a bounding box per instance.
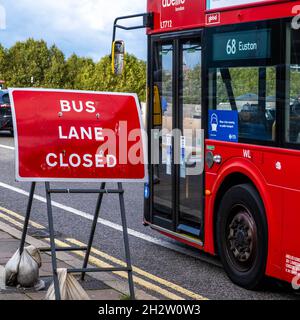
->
[9,89,148,182]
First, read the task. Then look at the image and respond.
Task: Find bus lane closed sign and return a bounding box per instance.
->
[9,89,148,182]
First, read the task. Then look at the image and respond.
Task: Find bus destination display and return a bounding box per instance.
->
[207,0,270,10]
[213,29,271,62]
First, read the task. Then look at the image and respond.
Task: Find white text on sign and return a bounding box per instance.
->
[44,99,117,169]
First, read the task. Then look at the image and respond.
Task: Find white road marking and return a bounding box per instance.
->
[0,180,202,259]
[0,144,14,151]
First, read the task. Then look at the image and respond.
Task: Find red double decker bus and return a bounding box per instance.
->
[114,0,300,290]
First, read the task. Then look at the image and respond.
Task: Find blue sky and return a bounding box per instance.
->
[0,0,147,61]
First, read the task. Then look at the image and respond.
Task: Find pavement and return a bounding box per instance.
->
[0,220,155,300]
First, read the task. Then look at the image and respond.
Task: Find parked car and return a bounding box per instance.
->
[0,90,13,136]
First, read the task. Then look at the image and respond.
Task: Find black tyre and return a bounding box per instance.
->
[216,184,268,290]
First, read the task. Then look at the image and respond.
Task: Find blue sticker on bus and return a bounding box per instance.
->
[208,110,238,142]
[144,183,150,199]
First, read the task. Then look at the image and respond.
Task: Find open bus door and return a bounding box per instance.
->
[145,31,204,243]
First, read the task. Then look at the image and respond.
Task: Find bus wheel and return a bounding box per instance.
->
[216,184,268,290]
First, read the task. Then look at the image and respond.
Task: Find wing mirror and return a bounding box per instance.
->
[112,40,125,76]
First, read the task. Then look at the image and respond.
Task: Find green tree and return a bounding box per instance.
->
[5,39,50,87]
[91,54,146,101]
[0,44,7,81]
[44,45,66,88]
[64,54,94,89]
[0,38,147,101]
[73,58,95,90]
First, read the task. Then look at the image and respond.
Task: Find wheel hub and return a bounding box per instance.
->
[227,209,257,267]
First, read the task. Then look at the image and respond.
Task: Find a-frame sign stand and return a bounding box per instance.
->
[19,182,135,300]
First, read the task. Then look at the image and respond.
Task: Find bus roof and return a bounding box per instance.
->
[147,0,299,34]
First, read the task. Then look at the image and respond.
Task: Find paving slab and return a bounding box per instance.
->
[0,293,31,300]
[39,261,71,277]
[87,289,122,300]
[40,253,54,263]
[0,240,19,259]
[25,291,46,300]
[0,257,9,265]
[0,231,13,240]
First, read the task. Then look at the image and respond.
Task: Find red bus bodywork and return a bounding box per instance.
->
[147,0,297,33]
[146,0,300,285]
[204,141,300,284]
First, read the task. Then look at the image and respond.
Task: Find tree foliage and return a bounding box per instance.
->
[5,39,50,87]
[44,45,67,88]
[0,39,146,101]
[90,54,146,101]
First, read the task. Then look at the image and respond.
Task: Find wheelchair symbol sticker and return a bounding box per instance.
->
[211,113,219,132]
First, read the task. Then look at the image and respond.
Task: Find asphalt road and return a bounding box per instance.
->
[0,133,299,300]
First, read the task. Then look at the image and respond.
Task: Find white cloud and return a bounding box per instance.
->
[0,0,147,60]
[14,0,146,31]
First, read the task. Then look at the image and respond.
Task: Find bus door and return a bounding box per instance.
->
[147,32,204,240]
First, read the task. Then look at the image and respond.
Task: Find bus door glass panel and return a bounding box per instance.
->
[152,43,174,219]
[179,40,203,225]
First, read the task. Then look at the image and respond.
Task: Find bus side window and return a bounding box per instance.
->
[209,66,276,142]
[286,28,300,144]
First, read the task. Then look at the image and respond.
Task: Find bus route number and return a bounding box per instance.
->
[160,20,173,29]
[226,39,237,55]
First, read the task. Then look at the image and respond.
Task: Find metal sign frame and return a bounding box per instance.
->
[19,182,135,300]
